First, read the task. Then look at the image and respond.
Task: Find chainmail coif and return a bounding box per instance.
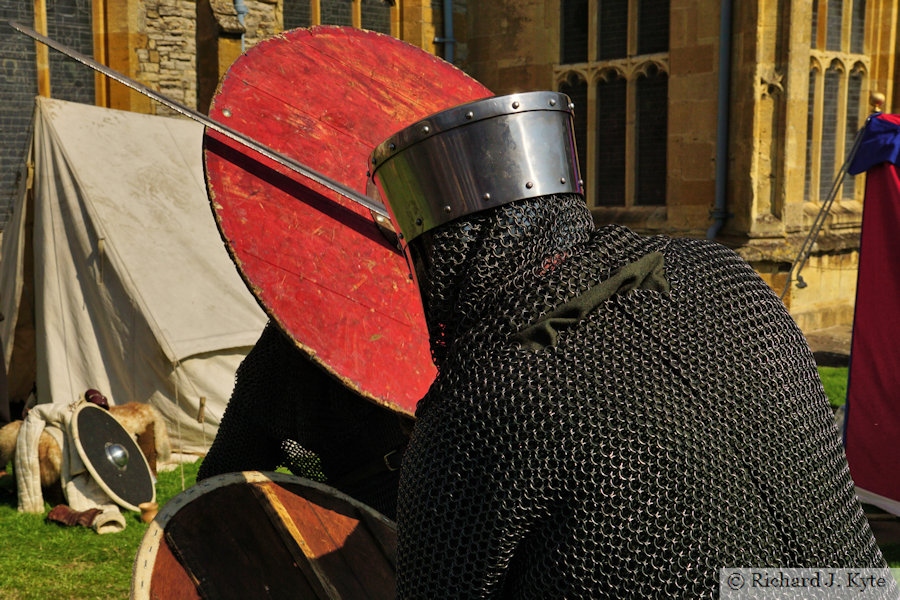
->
[396,193,891,598]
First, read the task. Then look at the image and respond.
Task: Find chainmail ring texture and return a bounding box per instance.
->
[198,322,410,520]
[396,193,891,598]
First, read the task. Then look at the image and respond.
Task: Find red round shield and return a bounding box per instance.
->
[204,27,491,414]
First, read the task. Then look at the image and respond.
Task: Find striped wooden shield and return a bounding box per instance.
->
[131,472,397,599]
[204,27,492,415]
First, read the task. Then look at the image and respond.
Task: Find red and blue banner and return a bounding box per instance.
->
[844,112,900,516]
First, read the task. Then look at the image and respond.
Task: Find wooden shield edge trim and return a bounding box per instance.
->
[70,403,156,513]
[129,470,398,600]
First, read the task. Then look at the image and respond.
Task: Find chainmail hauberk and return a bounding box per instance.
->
[391,193,891,598]
[197,321,411,520]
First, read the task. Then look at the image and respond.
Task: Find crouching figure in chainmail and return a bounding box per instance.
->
[368,92,895,598]
[197,321,412,520]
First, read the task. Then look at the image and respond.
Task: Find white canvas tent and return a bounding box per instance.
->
[0,97,267,455]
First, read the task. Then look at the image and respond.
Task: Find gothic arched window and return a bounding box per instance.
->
[807,0,868,203]
[556,0,670,208]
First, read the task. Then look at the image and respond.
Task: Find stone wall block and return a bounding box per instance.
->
[675,141,716,180]
[669,73,717,102]
[670,44,715,75]
[676,180,717,206]
[670,5,698,48]
[161,17,193,30]
[667,204,714,231]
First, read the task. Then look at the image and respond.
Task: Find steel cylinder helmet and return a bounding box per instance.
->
[368,91,584,272]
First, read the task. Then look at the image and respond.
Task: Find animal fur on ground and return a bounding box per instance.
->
[0,420,62,487]
[0,402,172,488]
[106,402,172,465]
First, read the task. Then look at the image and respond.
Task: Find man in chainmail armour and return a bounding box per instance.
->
[197,321,412,520]
[368,91,895,598]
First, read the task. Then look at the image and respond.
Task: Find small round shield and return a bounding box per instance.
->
[71,403,155,512]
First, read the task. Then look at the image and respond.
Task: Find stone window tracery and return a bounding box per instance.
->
[283,0,393,35]
[556,0,669,208]
[806,0,868,203]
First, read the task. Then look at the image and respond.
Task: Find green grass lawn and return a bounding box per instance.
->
[883,541,900,566]
[818,365,850,408]
[0,459,201,600]
[2,378,898,600]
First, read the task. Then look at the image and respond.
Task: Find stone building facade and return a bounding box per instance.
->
[5,0,897,332]
[0,0,441,226]
[457,0,899,333]
[96,0,444,112]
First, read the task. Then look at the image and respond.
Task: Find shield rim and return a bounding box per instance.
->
[70,403,156,512]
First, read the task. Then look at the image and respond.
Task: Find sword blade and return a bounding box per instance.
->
[8,20,389,218]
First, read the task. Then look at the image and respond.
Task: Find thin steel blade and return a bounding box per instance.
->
[8,20,389,218]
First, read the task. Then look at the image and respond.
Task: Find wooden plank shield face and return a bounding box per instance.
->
[131,472,397,600]
[205,27,492,414]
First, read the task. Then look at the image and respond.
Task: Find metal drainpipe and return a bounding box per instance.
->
[234,0,249,52]
[434,0,456,63]
[707,0,733,239]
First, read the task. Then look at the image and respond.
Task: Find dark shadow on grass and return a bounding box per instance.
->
[0,470,18,509]
[881,543,900,566]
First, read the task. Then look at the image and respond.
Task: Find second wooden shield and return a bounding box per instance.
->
[131,471,398,600]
